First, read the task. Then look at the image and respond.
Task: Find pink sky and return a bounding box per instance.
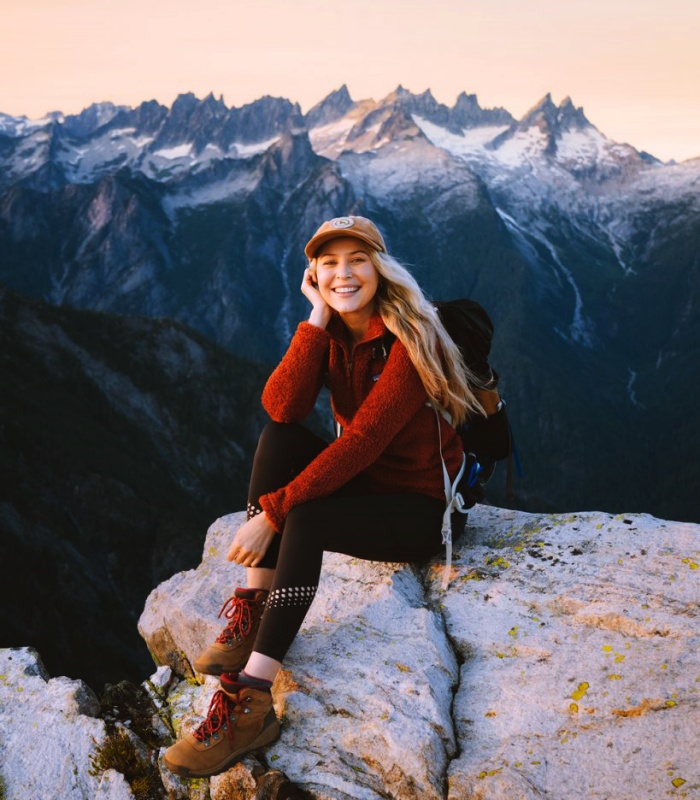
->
[2,0,698,162]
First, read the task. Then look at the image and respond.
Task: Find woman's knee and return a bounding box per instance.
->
[257,421,324,456]
[258,421,301,449]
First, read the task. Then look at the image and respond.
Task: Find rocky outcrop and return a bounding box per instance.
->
[2,504,698,799]
[0,648,133,799]
[139,506,700,799]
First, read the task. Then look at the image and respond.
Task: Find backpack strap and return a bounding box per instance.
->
[433,405,472,590]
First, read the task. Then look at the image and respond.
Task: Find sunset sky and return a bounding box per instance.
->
[1,0,698,162]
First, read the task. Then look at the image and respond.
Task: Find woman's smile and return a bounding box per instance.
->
[332,285,359,294]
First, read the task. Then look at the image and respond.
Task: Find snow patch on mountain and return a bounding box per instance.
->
[338,137,482,210]
[153,143,193,160]
[59,128,156,182]
[10,128,52,173]
[626,158,700,206]
[411,115,502,159]
[556,127,630,164]
[491,125,551,167]
[139,135,279,182]
[308,115,358,157]
[2,104,284,186]
[231,135,281,158]
[0,112,34,137]
[162,171,261,214]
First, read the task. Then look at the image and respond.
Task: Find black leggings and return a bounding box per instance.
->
[247,422,446,662]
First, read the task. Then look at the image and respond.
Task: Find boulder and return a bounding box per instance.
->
[138,505,700,799]
[0,647,133,800]
[432,505,700,799]
[139,511,458,800]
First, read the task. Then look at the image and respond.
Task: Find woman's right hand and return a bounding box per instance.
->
[227,511,276,568]
[301,267,332,329]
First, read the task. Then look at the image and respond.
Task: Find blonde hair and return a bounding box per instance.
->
[367,250,485,426]
[309,242,487,424]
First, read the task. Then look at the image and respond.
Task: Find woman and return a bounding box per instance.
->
[163,215,484,778]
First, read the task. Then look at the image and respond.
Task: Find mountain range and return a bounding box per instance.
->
[1,85,698,685]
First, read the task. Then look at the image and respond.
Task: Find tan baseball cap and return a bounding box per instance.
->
[304,216,387,259]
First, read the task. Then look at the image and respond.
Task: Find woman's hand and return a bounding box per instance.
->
[227,512,276,568]
[301,267,332,329]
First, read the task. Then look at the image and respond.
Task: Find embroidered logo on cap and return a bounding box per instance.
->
[331,217,354,229]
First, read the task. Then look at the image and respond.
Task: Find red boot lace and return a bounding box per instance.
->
[192,690,242,744]
[215,594,256,645]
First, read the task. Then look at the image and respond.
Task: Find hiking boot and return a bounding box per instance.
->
[193,588,268,676]
[163,684,279,778]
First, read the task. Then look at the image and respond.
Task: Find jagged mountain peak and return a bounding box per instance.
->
[519,93,592,133]
[344,102,426,152]
[202,91,226,107]
[169,91,203,112]
[371,87,459,135]
[452,92,515,128]
[0,112,30,137]
[485,92,604,161]
[527,91,555,112]
[231,95,303,145]
[381,85,437,109]
[62,102,127,137]
[372,87,514,132]
[263,127,316,166]
[305,85,356,128]
[386,84,411,101]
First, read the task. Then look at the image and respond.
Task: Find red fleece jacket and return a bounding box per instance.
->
[259,313,464,532]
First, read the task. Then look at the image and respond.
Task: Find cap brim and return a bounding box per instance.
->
[305,231,384,259]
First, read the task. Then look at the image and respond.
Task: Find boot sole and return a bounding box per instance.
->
[192,661,236,676]
[163,711,280,778]
[193,654,253,676]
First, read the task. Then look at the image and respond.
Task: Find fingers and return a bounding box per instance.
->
[226,515,273,566]
[301,268,320,295]
[227,544,261,568]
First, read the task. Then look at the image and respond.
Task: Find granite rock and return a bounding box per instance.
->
[138,506,700,799]
[2,505,698,800]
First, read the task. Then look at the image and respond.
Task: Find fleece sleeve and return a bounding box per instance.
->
[261,322,331,423]
[259,339,429,531]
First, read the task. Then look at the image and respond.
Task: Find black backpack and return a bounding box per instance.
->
[433,299,515,507]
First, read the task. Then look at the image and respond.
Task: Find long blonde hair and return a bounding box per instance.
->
[369,250,486,426]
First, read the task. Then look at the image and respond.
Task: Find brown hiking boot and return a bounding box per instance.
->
[163,684,279,778]
[193,588,268,676]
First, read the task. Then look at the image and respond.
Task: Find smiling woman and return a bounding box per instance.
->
[161,214,487,778]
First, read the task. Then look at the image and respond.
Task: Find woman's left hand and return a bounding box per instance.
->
[227,511,276,567]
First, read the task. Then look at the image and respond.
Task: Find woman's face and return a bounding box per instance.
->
[313,237,380,317]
